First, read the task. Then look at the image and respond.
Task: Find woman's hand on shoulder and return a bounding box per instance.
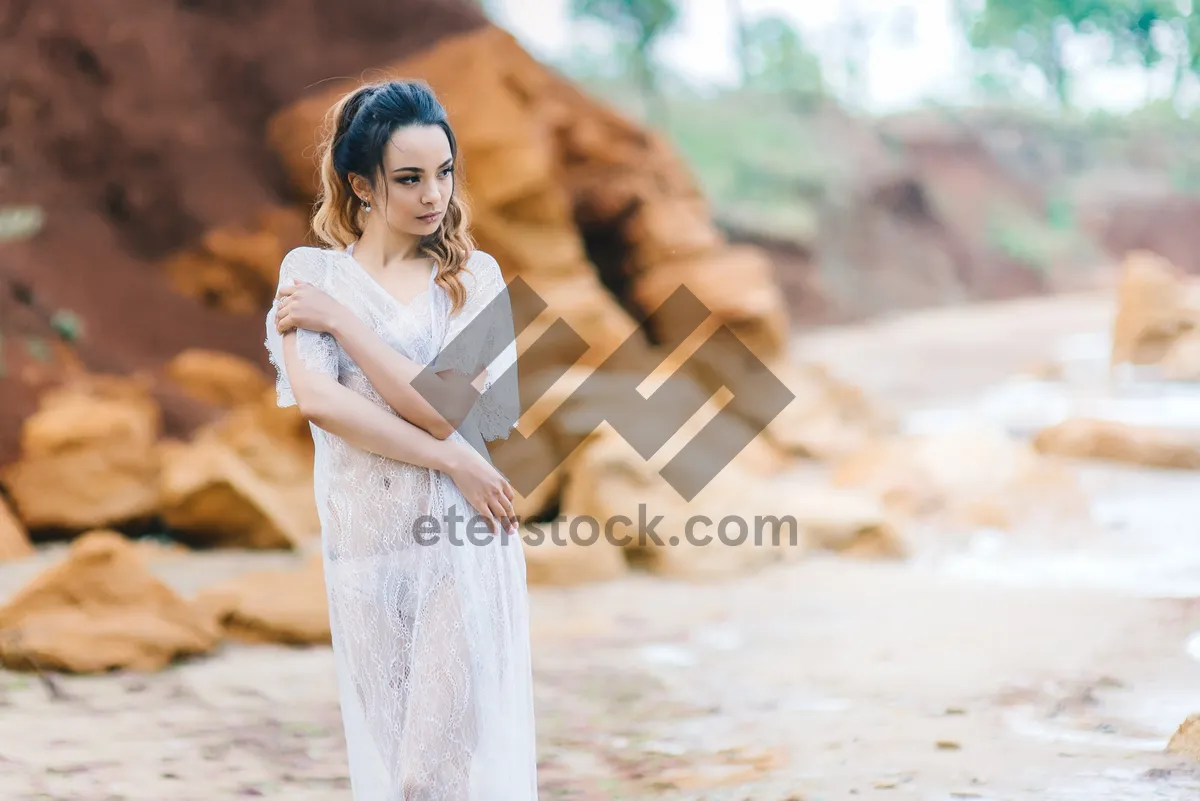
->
[275,280,352,336]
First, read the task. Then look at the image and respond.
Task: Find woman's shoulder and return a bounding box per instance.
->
[463,248,503,284]
[279,244,341,280]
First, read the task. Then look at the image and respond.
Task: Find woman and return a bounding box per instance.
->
[264,78,538,801]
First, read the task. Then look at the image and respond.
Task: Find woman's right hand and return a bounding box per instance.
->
[443,442,518,536]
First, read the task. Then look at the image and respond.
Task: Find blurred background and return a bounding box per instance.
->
[2,0,1200,798]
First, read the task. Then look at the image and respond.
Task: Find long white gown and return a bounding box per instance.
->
[263,242,538,801]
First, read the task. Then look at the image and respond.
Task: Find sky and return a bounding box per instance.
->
[489,0,1190,114]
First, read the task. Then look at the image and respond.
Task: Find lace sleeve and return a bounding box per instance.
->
[432,251,520,441]
[264,246,340,408]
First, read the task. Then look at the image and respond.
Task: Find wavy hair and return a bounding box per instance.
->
[310,78,474,311]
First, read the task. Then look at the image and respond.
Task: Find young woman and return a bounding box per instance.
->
[264,78,537,801]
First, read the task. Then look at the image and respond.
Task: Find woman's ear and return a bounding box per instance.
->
[348,173,371,204]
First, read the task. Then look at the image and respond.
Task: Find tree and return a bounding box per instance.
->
[959,0,1187,109]
[963,0,1078,108]
[1085,0,1185,102]
[741,15,824,107]
[729,0,751,86]
[569,0,680,124]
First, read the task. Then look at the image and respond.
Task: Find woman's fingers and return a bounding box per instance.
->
[486,509,502,536]
[499,493,517,530]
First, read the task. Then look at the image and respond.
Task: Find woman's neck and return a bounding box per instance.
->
[353,227,423,268]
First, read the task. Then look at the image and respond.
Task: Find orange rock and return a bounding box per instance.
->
[193,557,330,645]
[515,270,650,370]
[202,204,310,287]
[622,197,722,270]
[471,211,590,279]
[164,348,273,409]
[0,496,33,561]
[520,521,629,586]
[1,374,163,530]
[834,425,1084,528]
[1161,330,1200,381]
[156,387,319,549]
[161,205,310,315]
[162,248,264,315]
[1167,713,1200,760]
[1111,250,1200,367]
[0,530,221,673]
[1033,418,1200,470]
[158,436,319,550]
[631,245,789,361]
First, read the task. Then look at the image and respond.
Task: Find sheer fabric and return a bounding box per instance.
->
[264,244,536,801]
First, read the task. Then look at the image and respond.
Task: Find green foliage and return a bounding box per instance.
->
[960,0,1189,107]
[50,310,83,343]
[984,197,1097,276]
[741,15,824,103]
[569,0,679,49]
[0,204,83,376]
[568,0,680,123]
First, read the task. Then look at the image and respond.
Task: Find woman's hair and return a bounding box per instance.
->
[311,78,474,311]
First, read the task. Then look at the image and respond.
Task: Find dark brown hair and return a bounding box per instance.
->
[311,78,474,311]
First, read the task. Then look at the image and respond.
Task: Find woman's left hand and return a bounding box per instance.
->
[275,280,350,336]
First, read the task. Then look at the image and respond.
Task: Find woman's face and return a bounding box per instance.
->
[356,124,454,240]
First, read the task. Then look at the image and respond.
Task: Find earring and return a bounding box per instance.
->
[362,199,371,213]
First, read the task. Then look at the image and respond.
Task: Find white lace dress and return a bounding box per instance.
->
[264,243,538,801]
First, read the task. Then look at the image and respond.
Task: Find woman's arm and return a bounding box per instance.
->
[327,311,478,440]
[275,280,478,440]
[280,332,518,533]
[280,329,458,469]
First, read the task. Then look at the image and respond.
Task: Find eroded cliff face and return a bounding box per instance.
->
[0,0,489,464]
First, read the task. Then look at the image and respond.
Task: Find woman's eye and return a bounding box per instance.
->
[440,167,454,178]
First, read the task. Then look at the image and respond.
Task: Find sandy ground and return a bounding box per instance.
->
[2,290,1199,800]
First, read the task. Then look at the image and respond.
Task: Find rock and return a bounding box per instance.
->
[157,386,319,550]
[514,269,652,370]
[834,425,1084,527]
[1161,330,1200,381]
[1,374,163,530]
[557,423,896,579]
[688,356,895,460]
[785,485,905,558]
[1033,418,1200,470]
[1111,250,1200,367]
[511,363,790,481]
[193,557,330,645]
[162,205,311,315]
[158,436,318,551]
[631,244,789,361]
[0,530,221,673]
[1167,713,1200,760]
[520,520,629,586]
[164,348,273,409]
[0,496,33,561]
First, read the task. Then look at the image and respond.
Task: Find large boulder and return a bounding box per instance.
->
[1,374,163,531]
[0,530,221,673]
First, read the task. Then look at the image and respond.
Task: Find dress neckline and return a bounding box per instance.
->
[343,240,437,309]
